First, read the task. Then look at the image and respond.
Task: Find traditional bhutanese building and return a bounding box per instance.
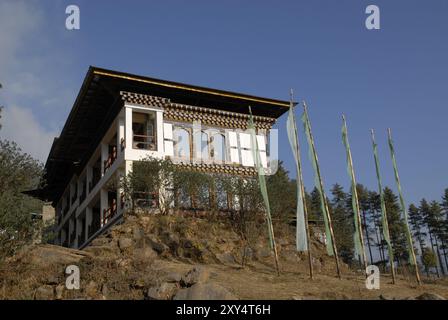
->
[30,67,289,249]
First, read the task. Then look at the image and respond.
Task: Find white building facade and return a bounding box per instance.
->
[34,67,289,249]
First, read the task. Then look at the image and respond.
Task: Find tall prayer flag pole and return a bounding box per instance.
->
[387,128,421,285]
[286,89,313,279]
[301,101,342,279]
[370,129,396,284]
[248,106,280,275]
[341,115,368,273]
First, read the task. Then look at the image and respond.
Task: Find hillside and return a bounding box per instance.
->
[0,213,447,300]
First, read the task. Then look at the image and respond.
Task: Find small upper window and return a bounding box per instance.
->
[132,112,157,151]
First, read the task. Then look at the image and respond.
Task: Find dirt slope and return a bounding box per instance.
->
[0,214,447,300]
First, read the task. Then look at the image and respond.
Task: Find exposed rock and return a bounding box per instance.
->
[85,281,98,298]
[84,245,117,256]
[101,284,109,298]
[241,247,254,260]
[55,285,65,300]
[91,238,111,247]
[132,274,156,289]
[174,283,237,300]
[164,272,182,283]
[116,258,132,268]
[133,227,145,241]
[35,285,54,300]
[25,245,90,268]
[257,248,272,258]
[146,282,178,300]
[181,266,210,287]
[45,274,60,285]
[147,238,169,254]
[415,292,446,300]
[133,247,157,262]
[163,232,180,247]
[182,239,194,249]
[118,238,133,250]
[216,252,236,265]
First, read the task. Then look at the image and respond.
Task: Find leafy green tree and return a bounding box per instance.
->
[421,247,438,277]
[0,140,43,258]
[330,183,354,264]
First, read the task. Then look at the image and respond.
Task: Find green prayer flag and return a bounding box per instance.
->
[341,117,364,265]
[286,102,308,252]
[371,132,393,249]
[387,130,416,265]
[248,107,275,250]
[301,106,334,256]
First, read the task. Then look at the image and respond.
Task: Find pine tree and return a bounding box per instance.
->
[308,187,322,223]
[0,83,3,130]
[428,201,446,275]
[383,187,408,265]
[357,184,374,264]
[368,190,386,262]
[440,189,448,272]
[420,198,440,277]
[442,188,448,217]
[330,184,354,265]
[408,203,426,258]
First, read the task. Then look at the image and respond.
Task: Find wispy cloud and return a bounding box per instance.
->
[0,0,78,162]
[1,105,57,161]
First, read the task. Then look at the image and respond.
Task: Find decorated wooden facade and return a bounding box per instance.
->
[30,67,289,249]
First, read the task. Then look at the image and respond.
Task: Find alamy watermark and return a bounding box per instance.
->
[66,5,80,30]
[365,265,380,290]
[65,265,80,290]
[365,5,380,30]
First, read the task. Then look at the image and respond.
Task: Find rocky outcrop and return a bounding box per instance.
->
[415,293,446,300]
[181,266,210,287]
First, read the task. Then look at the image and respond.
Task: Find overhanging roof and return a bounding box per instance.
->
[33,66,292,203]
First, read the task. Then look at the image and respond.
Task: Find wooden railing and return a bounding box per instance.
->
[103,147,118,174]
[133,134,156,150]
[103,204,117,225]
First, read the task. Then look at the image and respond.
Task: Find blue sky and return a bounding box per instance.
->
[1,0,447,207]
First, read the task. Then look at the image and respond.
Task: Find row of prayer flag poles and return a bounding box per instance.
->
[248,93,421,284]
